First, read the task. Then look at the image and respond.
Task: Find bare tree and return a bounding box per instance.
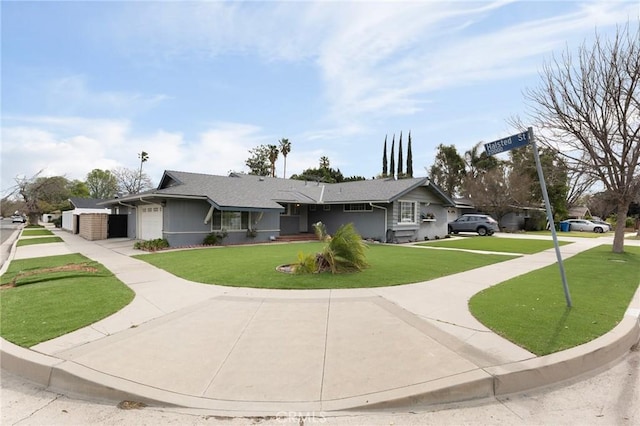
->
[524,23,640,253]
[112,167,153,195]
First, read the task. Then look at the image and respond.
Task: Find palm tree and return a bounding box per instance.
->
[296,222,369,274]
[267,145,279,177]
[319,156,330,170]
[278,138,291,178]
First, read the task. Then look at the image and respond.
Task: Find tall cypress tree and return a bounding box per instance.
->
[397,131,404,177]
[382,135,388,177]
[390,134,396,179]
[407,131,413,177]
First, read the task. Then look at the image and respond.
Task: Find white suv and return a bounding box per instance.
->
[11,214,26,223]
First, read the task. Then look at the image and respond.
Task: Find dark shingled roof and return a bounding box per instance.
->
[101,170,454,210]
[69,198,109,209]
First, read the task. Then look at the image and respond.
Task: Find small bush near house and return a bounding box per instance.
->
[134,238,170,252]
[203,230,228,245]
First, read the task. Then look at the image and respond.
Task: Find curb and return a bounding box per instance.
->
[2,295,638,414]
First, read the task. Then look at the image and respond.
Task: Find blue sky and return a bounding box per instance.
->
[2,1,637,194]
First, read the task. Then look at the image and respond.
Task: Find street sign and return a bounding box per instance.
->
[484,131,530,156]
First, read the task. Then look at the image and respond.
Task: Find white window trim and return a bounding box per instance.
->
[344,203,373,212]
[398,200,418,224]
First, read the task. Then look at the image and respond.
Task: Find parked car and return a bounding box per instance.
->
[11,214,26,223]
[448,214,499,236]
[561,219,608,233]
[590,220,611,231]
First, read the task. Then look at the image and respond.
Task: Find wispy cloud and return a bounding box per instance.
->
[112,0,635,137]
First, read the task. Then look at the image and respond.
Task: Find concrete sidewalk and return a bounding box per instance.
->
[2,229,639,416]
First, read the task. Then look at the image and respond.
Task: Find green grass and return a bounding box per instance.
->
[469,245,640,355]
[16,237,64,246]
[0,254,135,347]
[418,236,572,254]
[21,229,54,236]
[135,243,518,289]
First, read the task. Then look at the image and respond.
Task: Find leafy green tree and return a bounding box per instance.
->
[464,142,499,178]
[429,144,465,197]
[278,138,291,178]
[86,169,118,199]
[15,174,73,221]
[509,145,569,220]
[67,180,89,198]
[245,145,271,176]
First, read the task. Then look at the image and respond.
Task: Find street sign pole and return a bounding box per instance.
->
[529,127,572,308]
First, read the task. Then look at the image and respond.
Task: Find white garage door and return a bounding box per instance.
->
[138,204,163,240]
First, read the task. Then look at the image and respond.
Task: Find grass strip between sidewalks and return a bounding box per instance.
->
[470,244,640,356]
[20,229,54,236]
[0,253,134,347]
[16,237,64,246]
[136,242,518,289]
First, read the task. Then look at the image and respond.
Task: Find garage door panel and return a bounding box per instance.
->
[139,204,163,240]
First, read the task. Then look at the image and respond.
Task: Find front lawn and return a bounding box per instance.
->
[469,245,640,355]
[135,243,518,289]
[17,237,64,246]
[0,254,135,347]
[418,237,572,254]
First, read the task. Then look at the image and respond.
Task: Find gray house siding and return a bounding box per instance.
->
[308,204,387,241]
[163,199,211,246]
[163,199,281,246]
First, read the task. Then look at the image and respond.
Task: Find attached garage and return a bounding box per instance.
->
[138,204,163,240]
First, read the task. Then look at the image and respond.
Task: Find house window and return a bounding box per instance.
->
[213,211,249,230]
[280,204,301,216]
[323,205,331,211]
[399,201,417,224]
[344,203,373,212]
[309,205,317,212]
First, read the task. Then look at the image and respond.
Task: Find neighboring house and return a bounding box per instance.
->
[499,206,546,232]
[62,198,112,234]
[99,170,456,246]
[567,206,591,219]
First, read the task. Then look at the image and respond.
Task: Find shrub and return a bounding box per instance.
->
[203,230,228,245]
[293,252,317,274]
[294,222,369,274]
[134,239,169,252]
